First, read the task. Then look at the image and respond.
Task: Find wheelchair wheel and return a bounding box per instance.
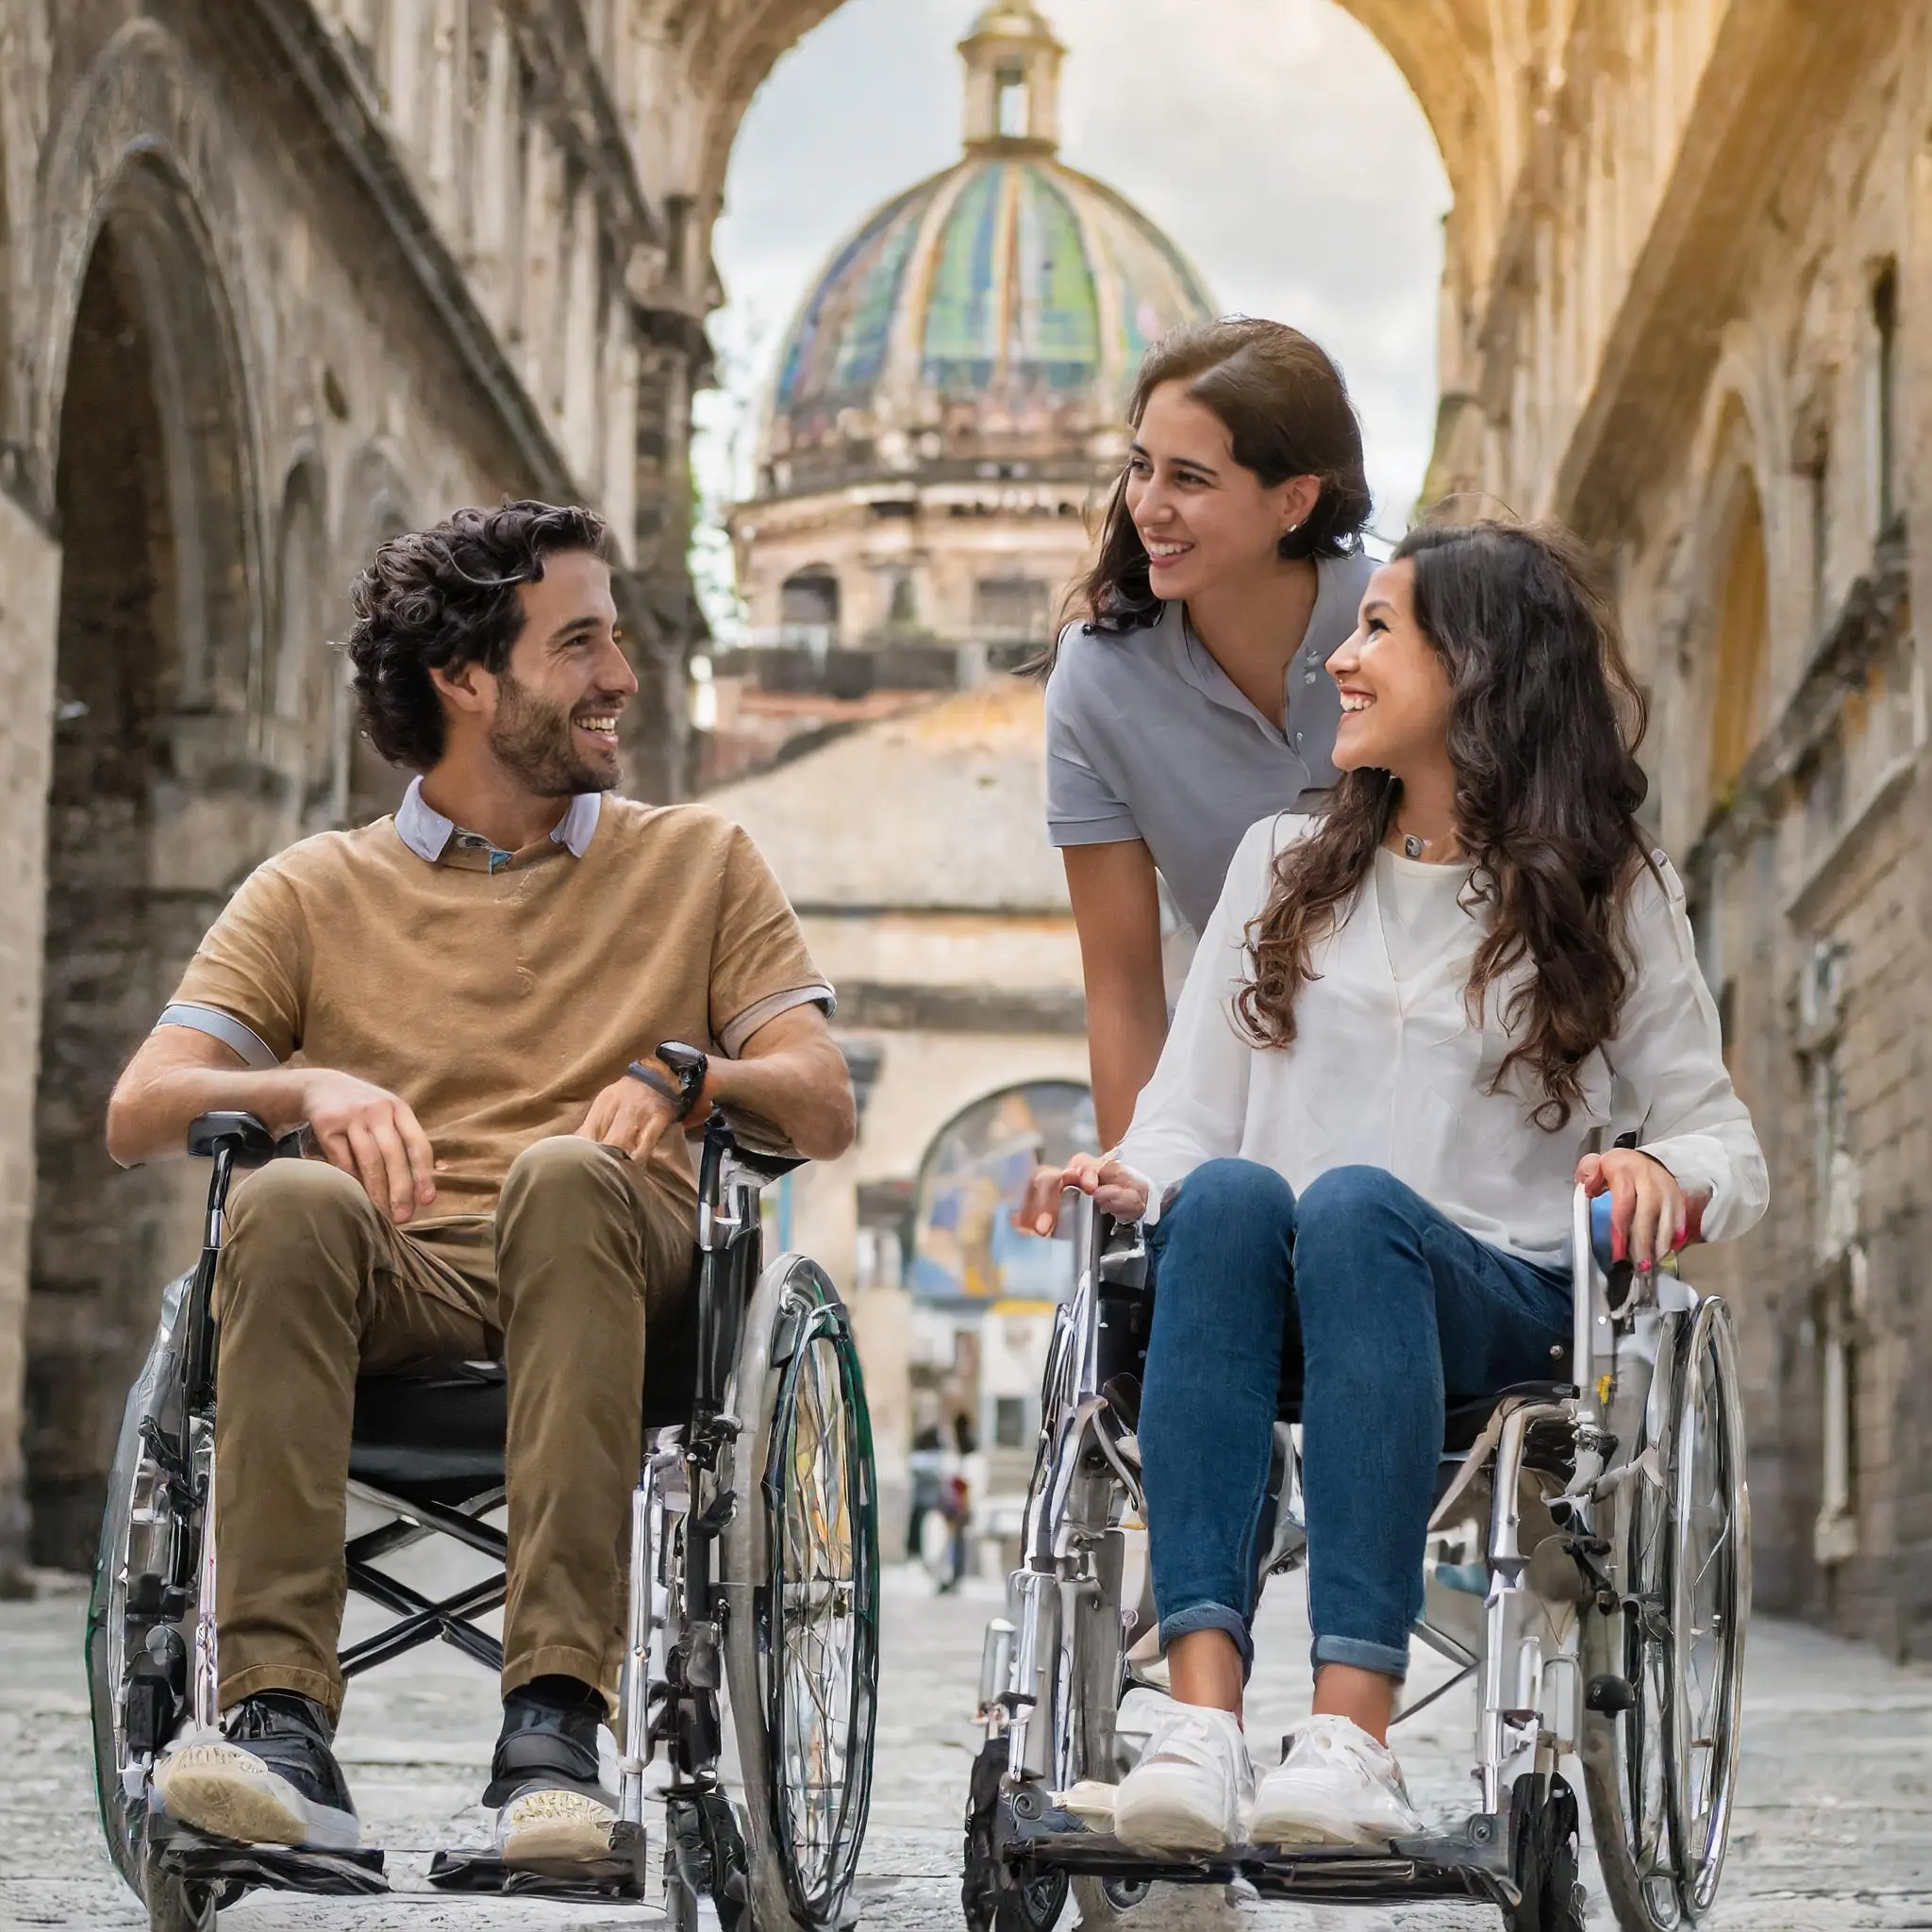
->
[1584,1299,1748,1931]
[88,1293,197,1906]
[723,1254,879,1932]
[1667,1299,1749,1918]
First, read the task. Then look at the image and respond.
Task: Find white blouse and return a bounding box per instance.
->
[1114,814,1768,1263]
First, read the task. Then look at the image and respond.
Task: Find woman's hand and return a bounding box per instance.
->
[1015,1154,1151,1235]
[1574,1147,1699,1273]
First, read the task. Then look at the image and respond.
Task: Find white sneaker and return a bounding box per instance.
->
[1111,1703,1253,1855]
[494,1782,618,1866]
[1247,1715,1424,1849]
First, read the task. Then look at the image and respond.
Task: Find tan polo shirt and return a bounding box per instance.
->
[159,786,834,1217]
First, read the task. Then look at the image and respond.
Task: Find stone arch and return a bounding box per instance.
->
[338,441,419,824]
[21,25,268,1568]
[25,21,267,708]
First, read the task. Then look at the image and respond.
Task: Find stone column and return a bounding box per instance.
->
[0,495,61,1579]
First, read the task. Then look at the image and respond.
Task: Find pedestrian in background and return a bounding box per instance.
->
[1042,319,1374,1143]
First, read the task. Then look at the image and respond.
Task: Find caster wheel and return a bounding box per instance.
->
[1073,1874,1151,1926]
[143,1862,217,1932]
[963,1740,1072,1932]
[1508,1772,1585,1932]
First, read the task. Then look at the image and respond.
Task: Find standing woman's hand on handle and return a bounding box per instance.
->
[1574,1146,1699,1274]
[1015,1153,1151,1235]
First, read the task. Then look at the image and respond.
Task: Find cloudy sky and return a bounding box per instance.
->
[691,0,1449,629]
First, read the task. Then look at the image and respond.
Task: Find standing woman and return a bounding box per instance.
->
[1047,320,1375,1142]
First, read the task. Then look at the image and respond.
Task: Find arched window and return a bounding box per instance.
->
[1708,478,1770,797]
[779,567,840,642]
[908,1081,1095,1305]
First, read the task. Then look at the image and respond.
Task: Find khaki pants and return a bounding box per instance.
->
[211,1136,692,1718]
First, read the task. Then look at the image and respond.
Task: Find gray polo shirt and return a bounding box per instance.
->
[1044,549,1374,935]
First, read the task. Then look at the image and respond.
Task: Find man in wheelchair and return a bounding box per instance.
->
[1015,522,1767,1871]
[103,500,855,1873]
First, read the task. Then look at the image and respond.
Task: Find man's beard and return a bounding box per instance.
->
[488,668,618,796]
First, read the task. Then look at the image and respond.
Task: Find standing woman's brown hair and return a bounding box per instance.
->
[1043,316,1377,1146]
[1070,318,1373,639]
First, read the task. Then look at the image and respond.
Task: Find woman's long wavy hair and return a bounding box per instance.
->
[1236,519,1654,1130]
[1061,318,1372,644]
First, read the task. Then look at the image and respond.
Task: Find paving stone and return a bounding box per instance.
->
[5,1564,1927,1929]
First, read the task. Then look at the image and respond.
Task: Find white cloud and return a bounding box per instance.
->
[693,0,1449,624]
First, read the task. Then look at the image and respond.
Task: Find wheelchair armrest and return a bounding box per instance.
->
[706,1110,808,1186]
[187,1111,308,1168]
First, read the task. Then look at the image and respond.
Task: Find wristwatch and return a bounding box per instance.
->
[626,1041,709,1122]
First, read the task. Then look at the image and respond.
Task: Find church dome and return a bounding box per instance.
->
[758,2,1216,500]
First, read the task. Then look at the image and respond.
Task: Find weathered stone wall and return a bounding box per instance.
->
[0,0,710,1572]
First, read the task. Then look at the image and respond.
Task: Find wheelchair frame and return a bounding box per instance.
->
[962,1183,1749,1932]
[88,1110,879,1932]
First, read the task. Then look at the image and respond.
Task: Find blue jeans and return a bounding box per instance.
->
[1140,1158,1571,1680]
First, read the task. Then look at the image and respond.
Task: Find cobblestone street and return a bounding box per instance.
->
[3,1561,1927,1932]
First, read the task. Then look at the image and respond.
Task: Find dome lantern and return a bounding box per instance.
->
[958,2,1065,155]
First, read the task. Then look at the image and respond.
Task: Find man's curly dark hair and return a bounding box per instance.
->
[344,499,609,772]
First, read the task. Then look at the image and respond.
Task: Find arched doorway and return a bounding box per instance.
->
[26,172,258,1569]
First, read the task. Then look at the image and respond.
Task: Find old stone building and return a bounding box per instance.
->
[726,1,1213,659]
[0,0,718,1573]
[4,0,1932,1664]
[707,0,1932,1658]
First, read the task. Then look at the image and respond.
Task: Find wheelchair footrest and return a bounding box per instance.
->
[1010,1811,1511,1905]
[427,1828,650,1903]
[151,1824,389,1896]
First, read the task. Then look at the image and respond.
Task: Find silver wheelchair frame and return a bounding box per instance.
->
[88,1110,879,1932]
[963,1182,1748,1932]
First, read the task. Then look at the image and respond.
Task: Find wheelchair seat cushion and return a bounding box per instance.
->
[348,1298,698,1503]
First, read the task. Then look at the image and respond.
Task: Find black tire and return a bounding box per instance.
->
[962,1739,1069,1932]
[1583,1311,1690,1932]
[89,1283,197,1902]
[1507,1773,1585,1932]
[1584,1299,1748,1930]
[1665,1300,1748,1920]
[724,1255,879,1932]
[142,1844,218,1931]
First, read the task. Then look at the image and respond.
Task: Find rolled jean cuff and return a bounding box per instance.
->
[1159,1602,1254,1677]
[1310,1632,1409,1681]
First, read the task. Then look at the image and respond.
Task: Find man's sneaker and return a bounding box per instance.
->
[1247,1714,1424,1849]
[1111,1703,1253,1855]
[485,1676,617,1868]
[494,1784,620,1866]
[154,1692,358,1849]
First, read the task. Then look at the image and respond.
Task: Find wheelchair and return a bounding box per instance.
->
[963,1176,1748,1932]
[87,1108,880,1931]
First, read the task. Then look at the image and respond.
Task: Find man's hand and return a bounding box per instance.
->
[1015,1154,1150,1236]
[576,1065,684,1165]
[303,1069,439,1224]
[1574,1146,1699,1274]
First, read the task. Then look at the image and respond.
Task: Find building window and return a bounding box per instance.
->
[993,1396,1028,1449]
[1707,478,1770,799]
[1872,260,1899,532]
[888,575,919,626]
[778,568,840,645]
[996,62,1029,138]
[973,575,1051,642]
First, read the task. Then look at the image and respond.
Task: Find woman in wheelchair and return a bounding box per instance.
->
[1021,519,1765,1857]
